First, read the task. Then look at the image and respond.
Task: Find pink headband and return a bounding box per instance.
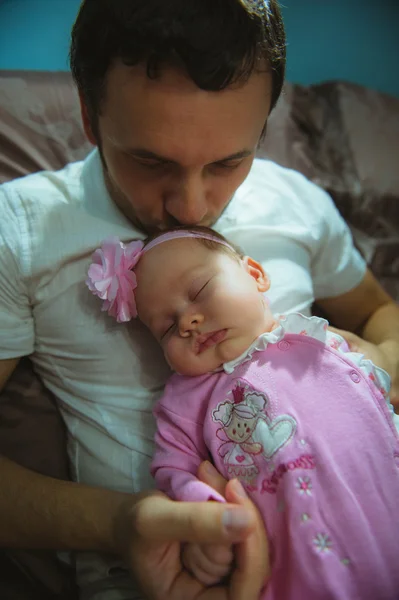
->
[86,230,234,323]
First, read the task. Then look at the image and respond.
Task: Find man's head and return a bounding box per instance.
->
[70,0,286,232]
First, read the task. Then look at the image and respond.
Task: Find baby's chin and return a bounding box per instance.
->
[167,352,223,377]
[167,332,263,376]
[168,341,250,377]
[171,361,221,377]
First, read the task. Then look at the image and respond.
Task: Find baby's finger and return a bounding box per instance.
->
[201,543,234,567]
[183,543,233,586]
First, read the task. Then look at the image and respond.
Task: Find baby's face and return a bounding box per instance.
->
[135,239,275,376]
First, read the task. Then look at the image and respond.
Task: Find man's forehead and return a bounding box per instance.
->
[103,62,271,135]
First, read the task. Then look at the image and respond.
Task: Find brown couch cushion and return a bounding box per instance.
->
[260,81,399,301]
[0,70,92,184]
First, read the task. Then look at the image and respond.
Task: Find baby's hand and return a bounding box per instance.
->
[182,542,234,586]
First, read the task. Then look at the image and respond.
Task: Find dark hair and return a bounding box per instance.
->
[70,0,286,131]
[144,225,245,260]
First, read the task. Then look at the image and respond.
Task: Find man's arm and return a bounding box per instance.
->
[0,454,129,551]
[0,357,20,393]
[0,455,265,600]
[2,360,116,549]
[318,269,399,404]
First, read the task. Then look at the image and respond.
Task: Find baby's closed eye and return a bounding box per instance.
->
[193,280,210,300]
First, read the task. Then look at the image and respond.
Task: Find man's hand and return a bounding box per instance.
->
[329,326,399,408]
[115,462,269,600]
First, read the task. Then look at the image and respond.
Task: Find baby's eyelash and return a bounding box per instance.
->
[194,281,209,299]
[161,322,175,340]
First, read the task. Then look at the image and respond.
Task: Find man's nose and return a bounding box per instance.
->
[165,173,208,225]
[178,311,204,337]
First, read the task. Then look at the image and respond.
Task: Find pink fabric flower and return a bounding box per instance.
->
[86,237,144,322]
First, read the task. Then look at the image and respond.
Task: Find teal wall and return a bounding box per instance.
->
[0,0,398,97]
[0,0,80,71]
[281,0,399,97]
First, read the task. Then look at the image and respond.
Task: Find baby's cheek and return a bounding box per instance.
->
[164,342,180,371]
[164,352,174,370]
[164,341,198,376]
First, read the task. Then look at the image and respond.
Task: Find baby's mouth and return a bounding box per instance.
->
[195,329,227,354]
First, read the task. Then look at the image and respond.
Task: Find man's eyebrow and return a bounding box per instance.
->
[124,148,253,165]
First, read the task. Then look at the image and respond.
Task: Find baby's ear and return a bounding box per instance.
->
[242,256,270,292]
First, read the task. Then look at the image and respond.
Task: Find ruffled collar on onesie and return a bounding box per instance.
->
[222,313,391,405]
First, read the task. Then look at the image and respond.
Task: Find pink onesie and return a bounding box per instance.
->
[152,314,399,599]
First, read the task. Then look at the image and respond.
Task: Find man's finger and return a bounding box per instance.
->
[133,493,256,545]
[226,479,270,600]
[198,461,228,496]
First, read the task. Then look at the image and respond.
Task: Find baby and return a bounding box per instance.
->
[87,227,399,599]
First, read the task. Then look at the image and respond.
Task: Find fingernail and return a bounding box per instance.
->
[222,508,251,534]
[232,479,248,498]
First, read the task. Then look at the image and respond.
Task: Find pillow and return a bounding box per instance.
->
[0,70,92,183]
[259,80,399,301]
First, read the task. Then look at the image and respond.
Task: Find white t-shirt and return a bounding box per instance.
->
[0,149,366,492]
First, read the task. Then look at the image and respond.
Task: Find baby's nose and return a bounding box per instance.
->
[178,313,204,336]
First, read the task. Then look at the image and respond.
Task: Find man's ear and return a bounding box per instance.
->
[79,91,97,146]
[242,256,270,292]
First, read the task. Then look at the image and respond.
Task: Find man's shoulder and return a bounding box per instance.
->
[218,159,311,224]
[0,158,87,271]
[242,158,314,197]
[0,159,85,212]
[220,158,333,229]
